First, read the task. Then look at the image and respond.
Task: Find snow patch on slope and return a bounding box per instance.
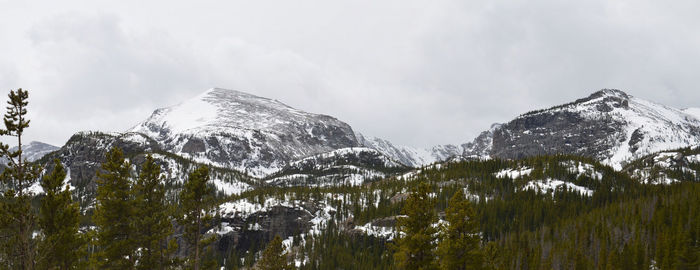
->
[151,90,219,135]
[495,167,533,179]
[523,179,594,196]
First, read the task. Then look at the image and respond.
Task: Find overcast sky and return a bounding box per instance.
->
[1,0,699,148]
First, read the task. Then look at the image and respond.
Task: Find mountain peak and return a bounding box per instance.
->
[204,87,277,102]
[590,88,630,99]
[490,89,700,169]
[130,87,359,177]
[568,89,631,108]
[132,87,316,137]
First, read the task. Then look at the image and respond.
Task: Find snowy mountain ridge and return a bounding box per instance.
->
[128,88,468,177]
[355,134,458,167]
[130,88,360,177]
[482,89,700,169]
[127,87,700,176]
[2,141,59,165]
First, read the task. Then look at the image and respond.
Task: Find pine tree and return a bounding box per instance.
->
[0,88,41,270]
[37,159,84,269]
[437,189,482,270]
[133,155,177,270]
[92,147,136,269]
[179,165,215,270]
[393,182,438,270]
[256,235,292,270]
[482,242,502,270]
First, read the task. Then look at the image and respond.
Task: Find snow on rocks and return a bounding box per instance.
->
[495,167,533,179]
[356,222,396,240]
[626,149,699,184]
[523,179,594,196]
[559,161,604,180]
[211,178,251,196]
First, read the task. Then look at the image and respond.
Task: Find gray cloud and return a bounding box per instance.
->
[0,0,699,148]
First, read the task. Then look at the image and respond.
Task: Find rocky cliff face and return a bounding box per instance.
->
[359,89,700,169]
[461,123,501,157]
[464,89,700,169]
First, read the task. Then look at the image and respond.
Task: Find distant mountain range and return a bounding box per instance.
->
[25,87,699,191]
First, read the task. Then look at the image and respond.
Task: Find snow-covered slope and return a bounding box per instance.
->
[130,88,360,177]
[683,107,700,120]
[485,89,700,169]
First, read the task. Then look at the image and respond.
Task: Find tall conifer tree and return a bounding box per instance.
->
[393,183,438,270]
[133,155,177,270]
[437,189,482,270]
[92,147,135,269]
[180,165,215,270]
[0,88,40,269]
[37,159,84,269]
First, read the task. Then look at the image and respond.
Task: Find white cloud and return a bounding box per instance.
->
[0,0,699,148]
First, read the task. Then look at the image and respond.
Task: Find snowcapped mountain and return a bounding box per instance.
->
[128,87,471,176]
[355,134,455,167]
[2,141,59,166]
[474,89,700,169]
[130,88,360,177]
[359,89,700,170]
[354,123,504,167]
[13,141,59,161]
